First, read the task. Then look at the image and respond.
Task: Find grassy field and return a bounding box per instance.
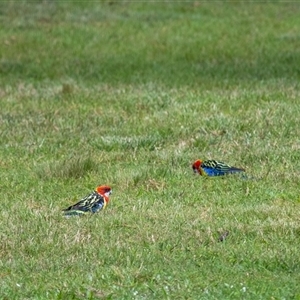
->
[1,1,300,299]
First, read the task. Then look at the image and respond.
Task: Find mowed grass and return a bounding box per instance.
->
[1,1,300,299]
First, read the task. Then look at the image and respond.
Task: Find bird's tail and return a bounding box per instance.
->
[229,167,245,173]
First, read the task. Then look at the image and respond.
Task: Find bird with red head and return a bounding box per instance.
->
[63,185,112,216]
[192,159,245,177]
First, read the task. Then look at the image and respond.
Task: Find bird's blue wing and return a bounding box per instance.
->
[201,160,244,176]
[90,200,105,213]
[201,166,227,176]
[63,191,105,215]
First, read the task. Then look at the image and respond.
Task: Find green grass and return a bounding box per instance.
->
[1,1,300,299]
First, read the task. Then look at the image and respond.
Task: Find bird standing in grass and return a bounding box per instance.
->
[192,159,245,176]
[63,185,112,216]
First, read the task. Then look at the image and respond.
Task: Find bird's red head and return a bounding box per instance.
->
[96,185,112,201]
[192,159,202,174]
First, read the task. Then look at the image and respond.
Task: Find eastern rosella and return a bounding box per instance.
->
[63,185,112,216]
[192,159,245,176]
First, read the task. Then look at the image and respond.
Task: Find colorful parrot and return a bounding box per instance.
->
[63,185,112,216]
[192,159,245,176]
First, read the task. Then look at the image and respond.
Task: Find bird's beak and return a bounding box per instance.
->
[192,166,197,173]
[105,190,112,197]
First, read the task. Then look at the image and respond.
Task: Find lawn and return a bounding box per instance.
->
[1,1,300,299]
